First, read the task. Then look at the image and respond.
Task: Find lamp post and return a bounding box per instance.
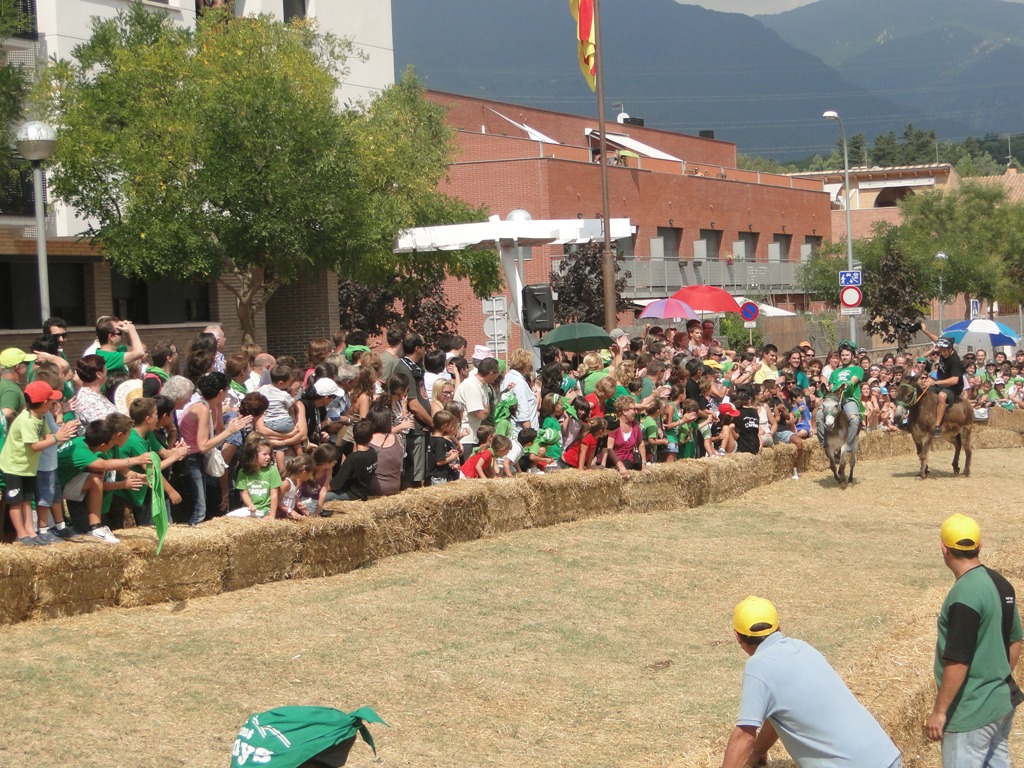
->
[935,251,948,332]
[823,110,856,346]
[16,121,57,325]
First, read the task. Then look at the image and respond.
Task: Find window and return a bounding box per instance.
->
[656,226,682,259]
[0,257,85,330]
[283,0,306,21]
[735,231,758,262]
[801,236,822,263]
[111,270,210,324]
[769,233,792,263]
[695,228,721,262]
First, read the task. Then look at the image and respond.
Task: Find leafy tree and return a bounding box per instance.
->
[718,313,762,351]
[860,223,927,350]
[0,1,33,179]
[898,182,1020,317]
[337,275,462,345]
[797,240,849,303]
[847,133,868,167]
[900,123,938,165]
[550,242,630,325]
[41,4,499,341]
[870,131,901,166]
[736,154,797,174]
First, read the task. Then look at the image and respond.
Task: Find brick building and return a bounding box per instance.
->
[426,91,832,351]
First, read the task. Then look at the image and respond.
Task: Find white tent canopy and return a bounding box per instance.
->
[394,215,634,252]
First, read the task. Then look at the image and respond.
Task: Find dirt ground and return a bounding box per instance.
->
[1,449,1023,767]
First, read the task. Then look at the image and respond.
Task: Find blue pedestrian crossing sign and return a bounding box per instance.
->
[839,270,862,287]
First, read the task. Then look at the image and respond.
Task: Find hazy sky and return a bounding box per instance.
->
[681,0,1024,14]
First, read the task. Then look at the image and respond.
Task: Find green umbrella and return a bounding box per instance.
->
[230,706,387,767]
[536,322,615,353]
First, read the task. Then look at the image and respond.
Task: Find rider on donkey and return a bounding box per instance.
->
[815,340,863,455]
[921,324,965,436]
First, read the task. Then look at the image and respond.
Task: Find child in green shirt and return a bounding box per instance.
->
[235,434,282,517]
[0,382,77,545]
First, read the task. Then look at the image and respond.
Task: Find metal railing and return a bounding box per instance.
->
[623,258,802,299]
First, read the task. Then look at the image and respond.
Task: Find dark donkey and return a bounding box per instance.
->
[894,374,974,479]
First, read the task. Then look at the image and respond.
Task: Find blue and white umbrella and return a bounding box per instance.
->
[940,319,1021,350]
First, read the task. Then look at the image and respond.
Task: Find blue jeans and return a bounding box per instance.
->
[942,711,1012,768]
[185,454,208,526]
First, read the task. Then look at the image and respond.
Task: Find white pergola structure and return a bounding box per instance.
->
[394,215,634,359]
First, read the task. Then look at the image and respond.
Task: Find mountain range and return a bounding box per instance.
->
[391,0,1024,160]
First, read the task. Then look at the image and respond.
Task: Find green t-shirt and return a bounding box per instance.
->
[538,415,562,461]
[0,378,24,419]
[828,365,864,404]
[582,371,605,396]
[115,428,165,505]
[0,409,46,476]
[236,465,282,517]
[640,414,659,443]
[935,565,1023,732]
[57,436,102,487]
[96,346,128,376]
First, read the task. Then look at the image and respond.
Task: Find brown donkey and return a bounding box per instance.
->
[894,375,973,479]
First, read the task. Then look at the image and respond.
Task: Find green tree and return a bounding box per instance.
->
[870,131,901,166]
[797,240,849,303]
[898,182,1020,317]
[550,242,630,325]
[41,4,498,341]
[860,223,927,350]
[0,1,33,179]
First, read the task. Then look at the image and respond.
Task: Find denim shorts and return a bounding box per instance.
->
[35,469,60,507]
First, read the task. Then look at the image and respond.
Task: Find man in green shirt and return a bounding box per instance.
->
[95,317,146,376]
[927,514,1022,767]
[815,341,863,455]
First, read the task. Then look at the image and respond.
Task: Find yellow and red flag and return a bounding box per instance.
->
[570,0,597,91]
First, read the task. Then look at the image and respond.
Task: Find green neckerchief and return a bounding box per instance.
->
[231,706,387,767]
[145,452,167,555]
[229,379,247,395]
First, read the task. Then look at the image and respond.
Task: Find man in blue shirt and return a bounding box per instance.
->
[721,596,901,768]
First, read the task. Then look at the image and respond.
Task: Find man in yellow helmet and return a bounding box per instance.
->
[721,596,901,768]
[926,514,1022,767]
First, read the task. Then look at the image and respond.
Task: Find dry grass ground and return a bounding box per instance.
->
[1,449,1023,767]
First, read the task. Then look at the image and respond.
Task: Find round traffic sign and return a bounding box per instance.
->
[740,301,759,321]
[839,286,862,308]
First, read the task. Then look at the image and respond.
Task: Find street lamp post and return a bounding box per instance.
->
[823,110,856,346]
[936,251,948,332]
[16,121,57,325]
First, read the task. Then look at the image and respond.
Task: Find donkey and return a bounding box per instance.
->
[820,394,857,488]
[894,375,974,479]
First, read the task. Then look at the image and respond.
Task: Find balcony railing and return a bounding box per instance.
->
[624,258,803,299]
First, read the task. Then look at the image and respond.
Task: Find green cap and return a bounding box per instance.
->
[343,345,370,363]
[230,706,387,767]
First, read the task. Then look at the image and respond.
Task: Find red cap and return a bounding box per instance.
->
[24,381,62,405]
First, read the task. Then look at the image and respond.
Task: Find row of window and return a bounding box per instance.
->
[0,257,210,330]
[632,227,821,263]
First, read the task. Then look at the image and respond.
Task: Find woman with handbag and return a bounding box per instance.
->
[607,396,652,479]
[179,372,252,526]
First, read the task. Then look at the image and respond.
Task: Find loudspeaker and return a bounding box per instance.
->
[522,284,555,332]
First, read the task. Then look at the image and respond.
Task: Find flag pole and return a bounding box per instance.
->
[592,0,616,332]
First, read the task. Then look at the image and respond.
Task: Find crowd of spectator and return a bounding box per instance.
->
[0,314,1018,547]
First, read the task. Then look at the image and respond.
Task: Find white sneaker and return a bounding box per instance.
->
[89,525,121,544]
[791,469,800,480]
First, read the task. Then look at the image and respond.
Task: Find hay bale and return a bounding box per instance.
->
[0,549,35,624]
[669,460,712,508]
[706,453,760,502]
[116,526,230,609]
[855,430,892,461]
[361,484,491,561]
[29,542,133,619]
[523,469,624,527]
[801,442,830,473]
[973,427,1023,450]
[987,407,1024,435]
[221,518,302,592]
[292,510,373,580]
[620,464,679,515]
[480,477,536,534]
